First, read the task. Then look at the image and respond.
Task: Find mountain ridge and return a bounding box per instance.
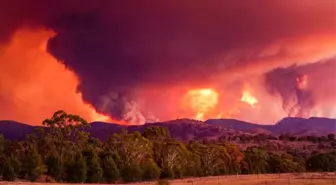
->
[0,117,335,141]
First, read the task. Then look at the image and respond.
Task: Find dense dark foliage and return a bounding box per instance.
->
[0,111,335,183]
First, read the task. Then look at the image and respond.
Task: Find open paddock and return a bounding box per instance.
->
[1,173,335,185]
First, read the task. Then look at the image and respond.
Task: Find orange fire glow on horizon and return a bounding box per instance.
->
[0,28,122,125]
[182,88,219,120]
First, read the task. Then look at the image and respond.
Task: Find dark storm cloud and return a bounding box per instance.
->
[1,0,335,121]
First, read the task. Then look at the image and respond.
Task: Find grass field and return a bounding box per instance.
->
[1,173,335,185]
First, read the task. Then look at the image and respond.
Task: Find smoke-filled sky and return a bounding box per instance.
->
[0,0,335,125]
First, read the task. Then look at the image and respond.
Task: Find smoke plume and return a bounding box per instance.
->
[265,67,314,117]
[0,0,335,124]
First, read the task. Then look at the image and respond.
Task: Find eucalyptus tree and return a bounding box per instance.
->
[188,141,232,176]
[268,153,305,173]
[143,126,171,140]
[83,150,103,183]
[65,152,87,183]
[103,130,153,181]
[155,139,191,178]
[100,151,119,183]
[2,158,16,181]
[21,142,46,181]
[143,126,191,178]
[306,152,336,172]
[27,110,91,181]
[104,131,152,167]
[223,143,245,174]
[243,147,270,174]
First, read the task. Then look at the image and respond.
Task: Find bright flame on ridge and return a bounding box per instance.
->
[183,88,219,120]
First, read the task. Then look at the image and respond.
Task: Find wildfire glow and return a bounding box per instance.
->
[0,27,120,125]
[183,88,219,120]
[240,90,258,108]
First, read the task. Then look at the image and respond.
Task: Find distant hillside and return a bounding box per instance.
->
[205,119,272,134]
[206,117,336,136]
[0,117,335,141]
[90,119,245,141]
[0,120,36,141]
[273,117,336,135]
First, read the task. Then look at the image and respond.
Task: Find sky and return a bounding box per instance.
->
[0,0,335,125]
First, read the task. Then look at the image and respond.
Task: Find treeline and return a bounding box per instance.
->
[222,133,336,144]
[0,110,335,183]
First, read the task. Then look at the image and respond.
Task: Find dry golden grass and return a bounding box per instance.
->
[1,173,335,185]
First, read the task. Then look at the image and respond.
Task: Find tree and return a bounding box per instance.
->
[0,139,23,179]
[22,143,46,182]
[0,134,4,175]
[188,141,231,176]
[328,134,335,141]
[243,147,269,174]
[223,144,245,174]
[66,152,87,183]
[121,164,143,182]
[143,126,171,140]
[104,131,152,171]
[2,158,16,181]
[183,147,202,177]
[306,152,336,172]
[84,150,103,183]
[3,110,336,183]
[45,154,63,181]
[9,155,21,177]
[0,134,4,154]
[104,131,152,182]
[268,153,304,173]
[38,110,91,181]
[142,159,161,180]
[101,152,119,183]
[153,139,190,178]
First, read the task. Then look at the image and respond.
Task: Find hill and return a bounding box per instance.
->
[0,117,335,141]
[0,120,36,141]
[205,118,272,134]
[206,117,336,136]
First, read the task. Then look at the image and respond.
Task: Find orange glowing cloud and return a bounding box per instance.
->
[213,33,336,83]
[181,88,218,120]
[240,90,258,108]
[0,27,121,125]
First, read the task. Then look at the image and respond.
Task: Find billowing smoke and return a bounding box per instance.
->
[265,59,336,118]
[0,0,335,124]
[265,67,314,117]
[96,92,145,124]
